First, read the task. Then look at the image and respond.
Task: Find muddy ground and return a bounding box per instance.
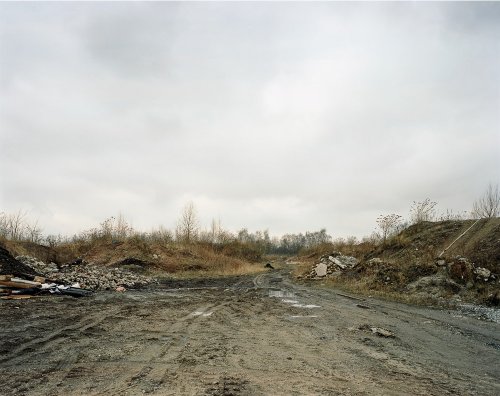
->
[1,265,499,395]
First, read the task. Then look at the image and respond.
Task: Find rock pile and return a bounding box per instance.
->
[306,252,359,279]
[15,255,58,274]
[438,256,496,283]
[16,256,155,291]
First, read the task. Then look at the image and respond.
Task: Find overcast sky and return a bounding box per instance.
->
[1,2,499,239]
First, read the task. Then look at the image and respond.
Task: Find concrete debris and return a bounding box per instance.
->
[16,255,59,273]
[16,255,155,291]
[443,256,495,283]
[314,263,328,277]
[358,324,395,338]
[1,251,157,300]
[474,267,491,280]
[307,252,359,278]
[370,327,395,338]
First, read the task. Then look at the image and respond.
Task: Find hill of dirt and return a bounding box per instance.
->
[299,218,500,306]
[0,235,265,279]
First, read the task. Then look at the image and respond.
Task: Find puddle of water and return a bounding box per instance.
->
[282,299,299,304]
[269,290,295,298]
[291,304,321,309]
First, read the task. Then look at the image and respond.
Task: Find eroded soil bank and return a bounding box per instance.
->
[1,268,499,395]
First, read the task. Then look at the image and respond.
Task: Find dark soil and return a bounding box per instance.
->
[0,246,39,278]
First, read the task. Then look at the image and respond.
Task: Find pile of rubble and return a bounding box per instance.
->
[16,256,155,291]
[1,249,93,299]
[306,252,359,279]
[436,256,496,283]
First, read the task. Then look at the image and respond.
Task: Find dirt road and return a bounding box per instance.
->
[1,266,499,395]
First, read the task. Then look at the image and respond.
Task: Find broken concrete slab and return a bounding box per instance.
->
[314,263,328,277]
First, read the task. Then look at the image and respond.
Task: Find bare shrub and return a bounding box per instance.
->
[376,214,403,244]
[99,213,133,241]
[45,234,65,248]
[472,183,500,219]
[149,226,174,244]
[410,198,437,224]
[438,209,470,221]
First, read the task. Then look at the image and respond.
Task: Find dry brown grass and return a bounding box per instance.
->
[1,235,267,278]
[320,276,445,306]
[156,244,266,276]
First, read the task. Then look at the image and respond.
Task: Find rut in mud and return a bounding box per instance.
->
[1,267,499,395]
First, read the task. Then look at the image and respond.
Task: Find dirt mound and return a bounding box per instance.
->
[0,246,40,278]
[301,219,500,306]
[374,218,500,273]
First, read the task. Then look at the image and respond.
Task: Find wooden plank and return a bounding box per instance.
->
[11,278,42,286]
[1,295,32,300]
[0,280,40,289]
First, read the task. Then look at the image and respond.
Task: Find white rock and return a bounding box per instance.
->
[314,263,328,277]
[474,267,491,279]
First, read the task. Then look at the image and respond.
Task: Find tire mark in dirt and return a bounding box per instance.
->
[0,307,121,366]
[100,294,233,396]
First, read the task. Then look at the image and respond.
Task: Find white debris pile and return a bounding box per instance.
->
[16,255,155,291]
[15,255,59,274]
[306,252,359,279]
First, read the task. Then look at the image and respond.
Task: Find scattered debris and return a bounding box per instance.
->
[370,327,395,338]
[16,255,155,291]
[474,267,491,281]
[306,252,359,278]
[358,324,395,338]
[0,247,157,300]
[0,273,93,299]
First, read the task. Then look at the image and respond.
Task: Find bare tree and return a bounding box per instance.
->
[376,214,403,244]
[8,210,27,240]
[0,212,8,238]
[26,219,43,243]
[176,202,199,244]
[472,183,500,218]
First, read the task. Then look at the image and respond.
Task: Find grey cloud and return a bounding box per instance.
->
[1,2,499,237]
[82,3,180,78]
